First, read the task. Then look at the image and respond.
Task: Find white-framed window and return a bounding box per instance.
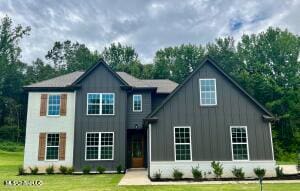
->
[48,94,61,116]
[230,126,249,161]
[174,126,192,161]
[199,79,217,106]
[133,94,142,112]
[85,132,114,160]
[46,133,59,160]
[87,93,115,115]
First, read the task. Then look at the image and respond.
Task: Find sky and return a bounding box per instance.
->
[0,0,299,64]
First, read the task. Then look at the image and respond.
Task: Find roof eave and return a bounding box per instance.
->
[23,85,81,92]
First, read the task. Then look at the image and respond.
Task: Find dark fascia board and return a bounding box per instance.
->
[120,85,157,92]
[147,55,274,119]
[23,85,81,92]
[72,58,129,86]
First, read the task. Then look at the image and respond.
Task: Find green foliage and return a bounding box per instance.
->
[153,169,162,180]
[96,166,106,174]
[0,141,24,152]
[172,169,184,180]
[59,166,68,174]
[275,166,284,177]
[232,167,245,179]
[46,165,54,174]
[116,165,123,174]
[18,166,25,175]
[211,161,223,178]
[253,168,266,179]
[82,165,91,174]
[29,166,39,175]
[192,165,202,180]
[66,167,74,175]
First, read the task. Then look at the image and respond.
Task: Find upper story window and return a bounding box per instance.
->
[133,94,142,112]
[230,126,249,160]
[46,133,59,160]
[174,126,192,161]
[85,132,114,160]
[48,95,61,116]
[87,93,115,115]
[199,79,217,106]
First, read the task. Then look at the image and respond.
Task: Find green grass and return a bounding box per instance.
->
[0,150,299,191]
[277,161,297,165]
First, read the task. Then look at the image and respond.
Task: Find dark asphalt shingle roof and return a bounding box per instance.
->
[25,71,178,93]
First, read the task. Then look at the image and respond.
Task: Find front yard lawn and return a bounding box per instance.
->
[0,150,299,191]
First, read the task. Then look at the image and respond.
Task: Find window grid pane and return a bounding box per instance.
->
[86,132,113,160]
[48,95,60,115]
[46,133,59,160]
[200,79,217,105]
[87,93,115,115]
[133,95,142,111]
[231,127,249,160]
[174,127,191,161]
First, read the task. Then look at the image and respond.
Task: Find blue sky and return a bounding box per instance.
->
[0,0,299,64]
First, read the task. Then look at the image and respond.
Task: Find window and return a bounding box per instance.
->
[199,79,217,105]
[46,133,59,160]
[86,132,114,160]
[48,95,60,115]
[174,127,192,161]
[133,94,142,112]
[87,93,115,115]
[230,126,249,160]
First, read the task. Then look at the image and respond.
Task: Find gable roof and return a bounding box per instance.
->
[147,56,274,118]
[24,59,178,94]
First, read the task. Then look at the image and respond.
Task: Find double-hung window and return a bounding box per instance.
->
[85,132,114,160]
[174,127,192,161]
[230,126,249,160]
[133,94,142,112]
[46,133,59,160]
[87,93,115,115]
[199,79,217,106]
[48,95,60,116]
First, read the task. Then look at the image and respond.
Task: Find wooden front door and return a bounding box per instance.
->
[131,135,144,168]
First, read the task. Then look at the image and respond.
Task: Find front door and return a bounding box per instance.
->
[131,135,144,168]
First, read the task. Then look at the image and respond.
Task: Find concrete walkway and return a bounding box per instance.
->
[118,168,300,186]
[279,165,299,175]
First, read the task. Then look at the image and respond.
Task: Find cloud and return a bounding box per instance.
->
[0,0,299,64]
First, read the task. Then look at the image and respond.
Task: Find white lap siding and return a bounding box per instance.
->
[23,92,76,172]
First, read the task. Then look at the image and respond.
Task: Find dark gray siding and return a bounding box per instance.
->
[151,62,273,161]
[152,93,168,110]
[127,91,152,129]
[73,64,127,171]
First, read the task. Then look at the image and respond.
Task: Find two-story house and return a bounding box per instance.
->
[23,57,276,178]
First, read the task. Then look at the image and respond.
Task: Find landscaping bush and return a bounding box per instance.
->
[253,167,266,179]
[191,165,202,180]
[59,166,68,174]
[46,165,54,174]
[232,167,245,179]
[275,166,284,177]
[29,166,39,175]
[67,167,74,174]
[82,165,91,174]
[18,166,25,175]
[153,169,162,180]
[116,165,123,174]
[96,166,106,174]
[211,161,223,178]
[172,169,183,180]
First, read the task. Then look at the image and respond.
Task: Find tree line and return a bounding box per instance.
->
[0,16,299,161]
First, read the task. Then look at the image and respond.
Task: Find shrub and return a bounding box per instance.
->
[18,166,25,175]
[96,166,106,174]
[29,166,39,175]
[82,165,91,174]
[253,167,266,179]
[0,141,24,152]
[67,167,74,174]
[232,167,245,179]
[192,165,202,180]
[275,166,284,177]
[211,161,223,178]
[0,125,20,142]
[116,165,123,174]
[59,166,68,174]
[153,169,162,180]
[172,169,183,180]
[46,165,54,174]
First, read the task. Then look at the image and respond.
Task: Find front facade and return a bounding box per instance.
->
[23,57,276,177]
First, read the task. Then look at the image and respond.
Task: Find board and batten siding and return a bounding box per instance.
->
[73,64,127,171]
[127,91,152,129]
[150,63,274,162]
